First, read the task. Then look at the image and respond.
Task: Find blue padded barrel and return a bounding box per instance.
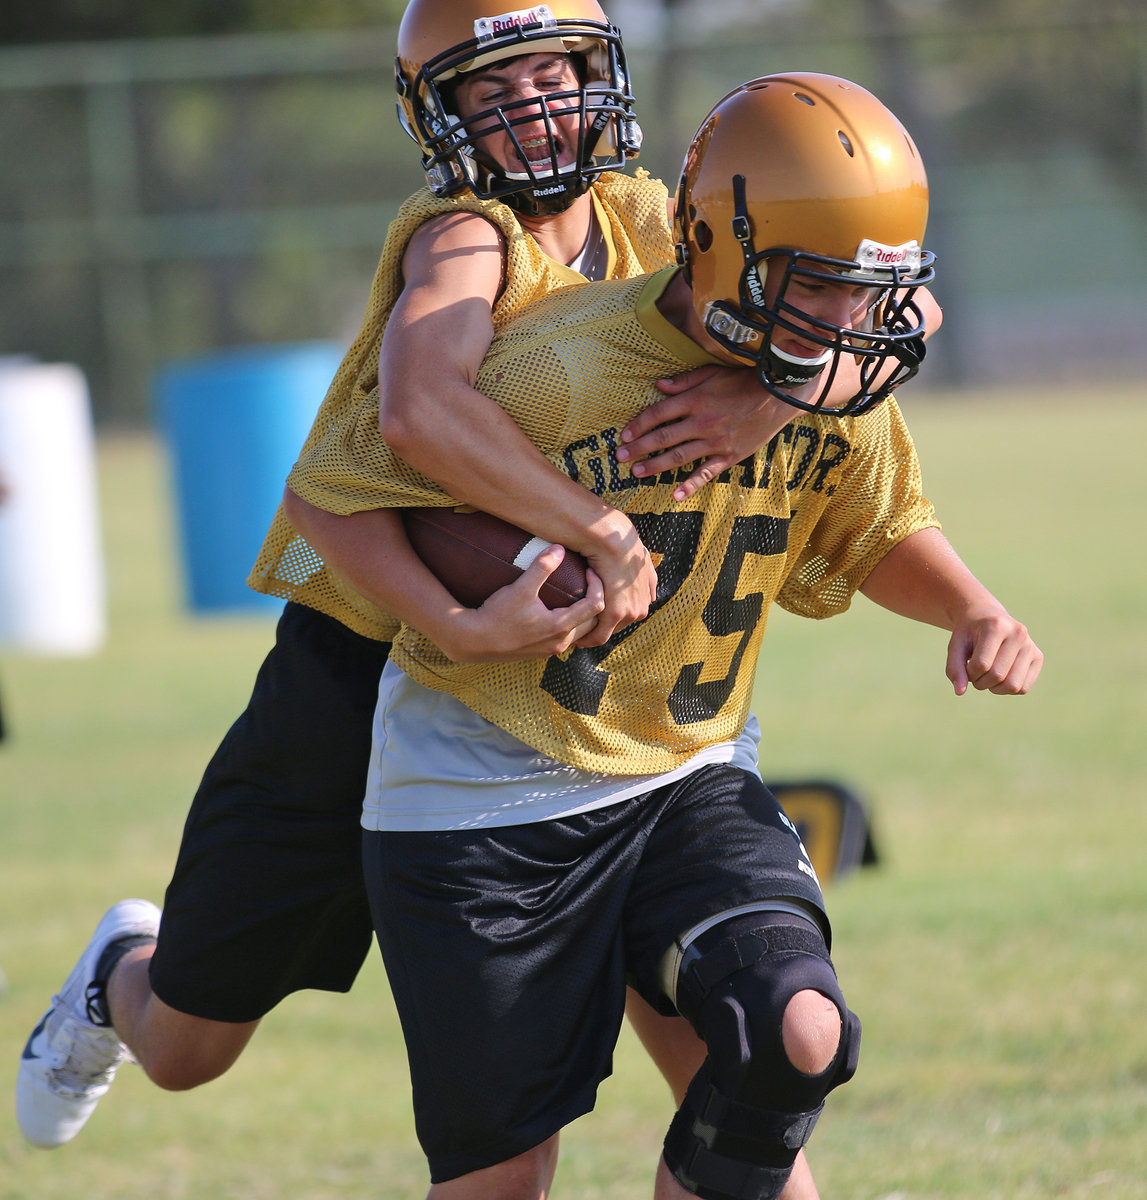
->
[157,341,342,614]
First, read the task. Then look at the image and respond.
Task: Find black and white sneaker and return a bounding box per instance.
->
[17,899,160,1148]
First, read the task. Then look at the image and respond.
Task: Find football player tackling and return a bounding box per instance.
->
[286,74,1042,1199]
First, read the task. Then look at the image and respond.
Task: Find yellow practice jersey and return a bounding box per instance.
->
[290,267,939,775]
[247,171,672,641]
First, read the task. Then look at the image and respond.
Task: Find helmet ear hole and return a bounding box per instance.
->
[694,220,713,253]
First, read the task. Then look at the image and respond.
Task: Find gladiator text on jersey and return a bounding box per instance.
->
[557,422,853,501]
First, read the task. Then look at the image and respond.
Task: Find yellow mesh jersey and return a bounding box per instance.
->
[289,267,939,775]
[247,170,673,641]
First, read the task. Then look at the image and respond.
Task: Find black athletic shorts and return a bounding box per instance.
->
[362,763,828,1183]
[149,603,389,1023]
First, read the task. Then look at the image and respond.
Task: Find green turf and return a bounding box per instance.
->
[2,384,1145,1198]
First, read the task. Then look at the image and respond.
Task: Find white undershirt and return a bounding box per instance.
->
[362,661,763,832]
[566,210,608,281]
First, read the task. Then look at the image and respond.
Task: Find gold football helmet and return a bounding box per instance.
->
[674,73,935,415]
[395,0,642,215]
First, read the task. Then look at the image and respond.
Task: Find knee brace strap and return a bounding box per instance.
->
[664,1067,824,1200]
[665,1112,792,1200]
[691,1078,823,1150]
[674,918,831,1014]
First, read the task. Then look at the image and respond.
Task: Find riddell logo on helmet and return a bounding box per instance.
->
[876,247,906,264]
[476,5,557,38]
[854,238,922,274]
[745,264,766,307]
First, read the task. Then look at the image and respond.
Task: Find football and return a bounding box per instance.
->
[402,507,589,610]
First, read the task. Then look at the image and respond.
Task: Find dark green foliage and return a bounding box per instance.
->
[1,0,407,45]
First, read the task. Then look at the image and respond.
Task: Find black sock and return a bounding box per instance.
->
[86,934,156,1027]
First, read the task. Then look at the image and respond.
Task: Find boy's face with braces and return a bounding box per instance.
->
[452,53,583,179]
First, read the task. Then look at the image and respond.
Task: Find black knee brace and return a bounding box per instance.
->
[662,912,861,1200]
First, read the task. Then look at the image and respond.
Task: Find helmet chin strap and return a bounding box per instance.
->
[501,159,580,183]
[765,342,833,387]
[503,177,587,216]
[460,144,583,215]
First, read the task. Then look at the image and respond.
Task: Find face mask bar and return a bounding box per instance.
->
[436,86,622,210]
[762,252,933,415]
[701,173,935,417]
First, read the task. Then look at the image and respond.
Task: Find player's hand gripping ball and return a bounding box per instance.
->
[402,508,589,610]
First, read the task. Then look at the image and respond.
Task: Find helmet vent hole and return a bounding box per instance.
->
[694,220,713,252]
[838,131,855,157]
[794,92,815,106]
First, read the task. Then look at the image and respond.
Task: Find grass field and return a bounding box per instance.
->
[2,383,1145,1198]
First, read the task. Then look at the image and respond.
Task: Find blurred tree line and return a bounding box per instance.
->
[4,0,1141,198]
[1,0,407,43]
[2,0,1143,421]
[7,0,1138,195]
[855,0,1146,194]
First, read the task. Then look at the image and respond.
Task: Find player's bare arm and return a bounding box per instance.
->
[282,489,604,663]
[859,525,1043,696]
[618,288,944,501]
[379,211,656,642]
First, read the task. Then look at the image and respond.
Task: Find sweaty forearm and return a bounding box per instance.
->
[381,382,631,562]
[282,487,457,628]
[858,526,1004,631]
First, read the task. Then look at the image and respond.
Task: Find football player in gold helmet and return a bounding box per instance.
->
[674,74,934,417]
[285,74,1040,1200]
